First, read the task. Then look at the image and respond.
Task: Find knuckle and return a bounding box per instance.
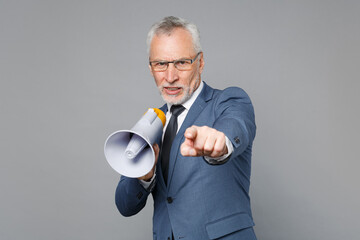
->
[199,125,208,132]
[213,145,223,153]
[203,144,212,152]
[218,131,225,138]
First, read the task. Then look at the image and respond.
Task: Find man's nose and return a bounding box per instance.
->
[165,63,178,83]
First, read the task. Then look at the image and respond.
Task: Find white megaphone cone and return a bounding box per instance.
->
[104,108,166,178]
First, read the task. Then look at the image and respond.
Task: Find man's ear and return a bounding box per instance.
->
[148,64,154,76]
[199,52,205,74]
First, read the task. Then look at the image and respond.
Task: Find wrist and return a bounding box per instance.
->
[138,170,157,192]
[143,173,154,182]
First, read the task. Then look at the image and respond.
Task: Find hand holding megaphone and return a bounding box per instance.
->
[138,143,159,181]
[104,108,166,178]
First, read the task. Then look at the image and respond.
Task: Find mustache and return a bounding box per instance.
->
[160,84,184,88]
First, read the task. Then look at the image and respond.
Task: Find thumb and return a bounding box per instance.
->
[153,143,159,163]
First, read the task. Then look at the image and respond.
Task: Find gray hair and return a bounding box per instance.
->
[146,16,202,55]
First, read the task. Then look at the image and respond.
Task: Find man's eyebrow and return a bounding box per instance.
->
[151,60,166,62]
[150,56,192,62]
[149,58,165,62]
[175,57,190,61]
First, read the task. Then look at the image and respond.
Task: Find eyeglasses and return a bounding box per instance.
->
[149,52,202,72]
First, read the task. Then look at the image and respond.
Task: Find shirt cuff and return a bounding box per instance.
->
[138,168,157,192]
[204,136,234,164]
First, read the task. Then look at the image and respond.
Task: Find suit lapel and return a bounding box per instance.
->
[167,82,214,188]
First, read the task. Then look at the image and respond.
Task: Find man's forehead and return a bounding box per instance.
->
[150,29,195,59]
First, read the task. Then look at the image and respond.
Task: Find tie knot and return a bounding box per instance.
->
[170,105,185,117]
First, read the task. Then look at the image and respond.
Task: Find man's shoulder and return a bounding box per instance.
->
[204,82,247,95]
[207,84,251,103]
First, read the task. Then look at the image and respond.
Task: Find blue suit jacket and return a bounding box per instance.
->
[115,82,257,240]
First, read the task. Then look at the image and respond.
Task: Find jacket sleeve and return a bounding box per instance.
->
[212,87,256,158]
[115,175,151,217]
[114,106,165,217]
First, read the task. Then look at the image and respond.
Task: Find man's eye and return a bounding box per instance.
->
[177,60,189,65]
[157,62,167,66]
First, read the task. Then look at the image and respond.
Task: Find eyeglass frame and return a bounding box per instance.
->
[149,52,202,72]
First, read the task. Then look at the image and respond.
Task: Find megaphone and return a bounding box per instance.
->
[104,108,166,178]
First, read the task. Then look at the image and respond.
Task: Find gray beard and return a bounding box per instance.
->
[158,78,200,105]
[160,87,191,105]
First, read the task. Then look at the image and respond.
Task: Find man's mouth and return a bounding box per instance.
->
[163,87,182,95]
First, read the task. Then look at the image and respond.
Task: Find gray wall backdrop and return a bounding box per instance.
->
[1,1,359,239]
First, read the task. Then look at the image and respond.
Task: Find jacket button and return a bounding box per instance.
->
[167,197,173,203]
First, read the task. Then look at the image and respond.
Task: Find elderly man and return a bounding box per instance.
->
[115,16,257,240]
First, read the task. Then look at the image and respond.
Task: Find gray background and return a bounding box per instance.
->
[1,0,359,239]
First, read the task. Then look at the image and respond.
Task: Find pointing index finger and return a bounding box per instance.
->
[184,126,198,139]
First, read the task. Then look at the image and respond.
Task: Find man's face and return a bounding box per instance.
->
[149,28,204,105]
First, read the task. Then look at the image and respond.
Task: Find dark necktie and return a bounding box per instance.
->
[161,105,185,184]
